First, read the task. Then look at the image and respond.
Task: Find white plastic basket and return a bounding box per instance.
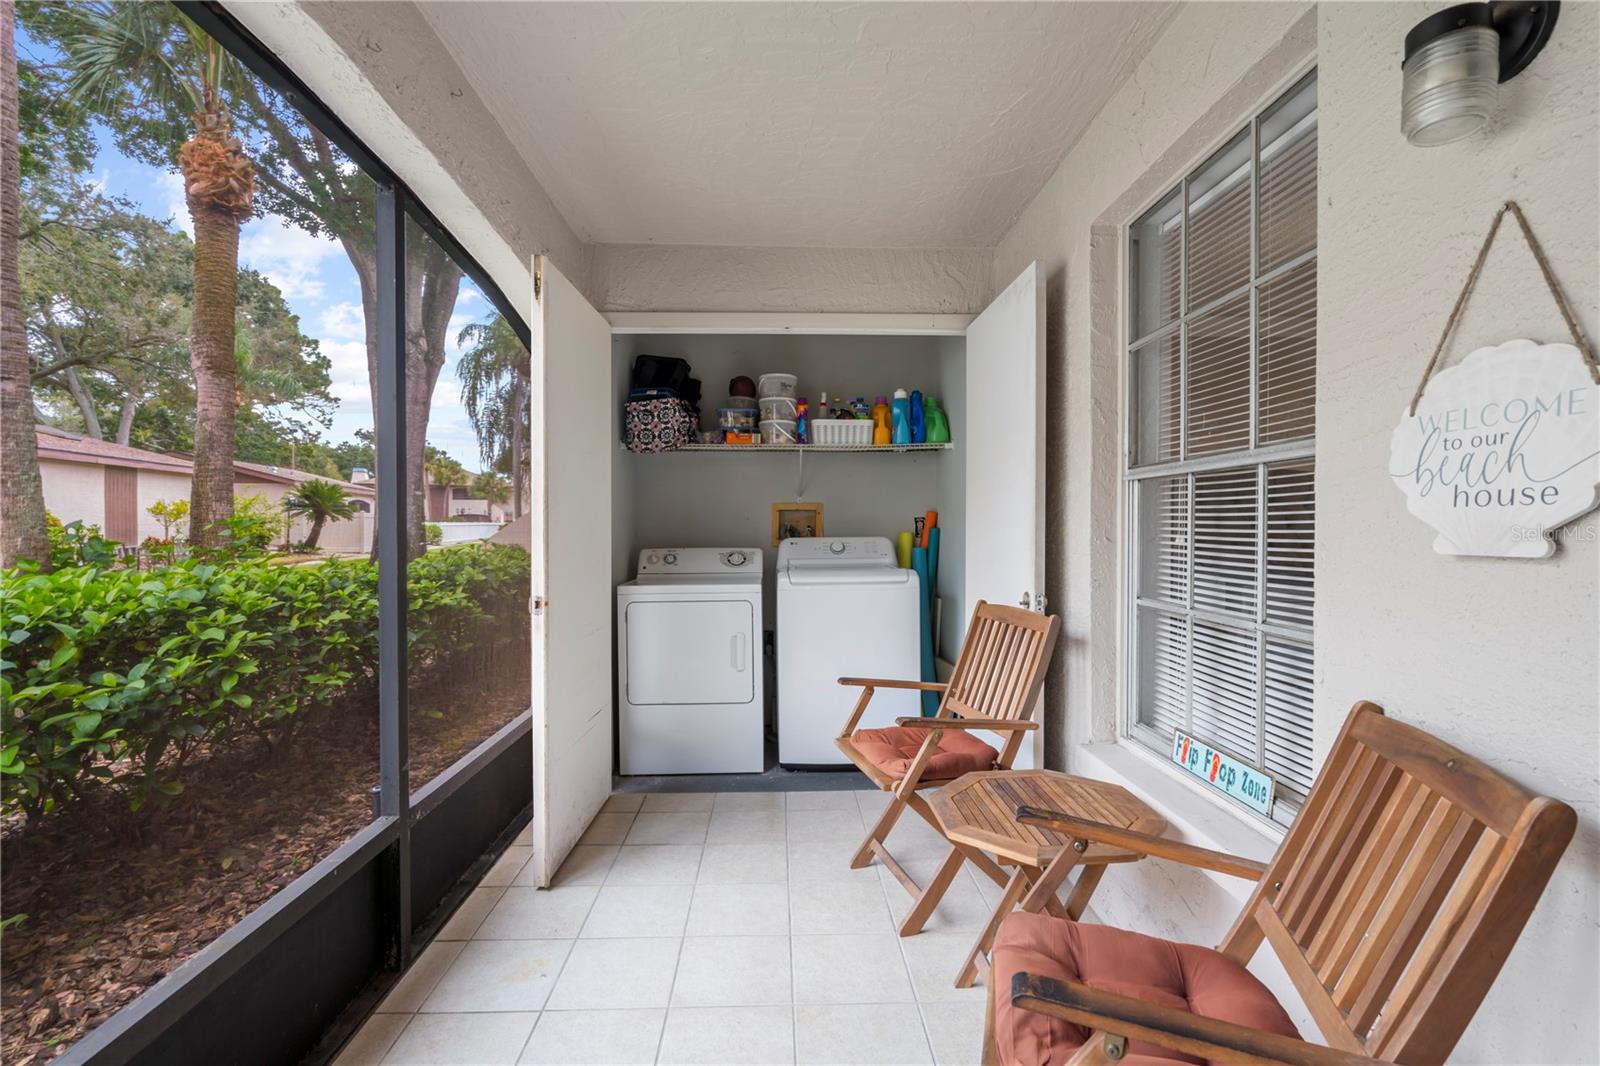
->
[808,419,872,446]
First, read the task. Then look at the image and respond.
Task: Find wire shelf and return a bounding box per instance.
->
[622,442,954,454]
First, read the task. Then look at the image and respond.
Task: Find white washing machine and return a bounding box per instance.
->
[777,537,922,768]
[617,547,764,775]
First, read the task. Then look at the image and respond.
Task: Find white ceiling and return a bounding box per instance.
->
[417,2,1176,249]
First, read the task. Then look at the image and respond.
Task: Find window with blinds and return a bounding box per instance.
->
[1125,72,1317,822]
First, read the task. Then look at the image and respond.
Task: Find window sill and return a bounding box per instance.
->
[1071,739,1284,904]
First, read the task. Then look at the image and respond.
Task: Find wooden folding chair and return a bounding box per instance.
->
[835,600,1061,936]
[988,700,1576,1066]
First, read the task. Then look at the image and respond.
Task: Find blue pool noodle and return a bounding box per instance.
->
[912,546,937,716]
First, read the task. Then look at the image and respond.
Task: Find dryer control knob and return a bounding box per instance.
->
[829,540,846,555]
[725,551,747,567]
[646,553,660,565]
[663,552,678,565]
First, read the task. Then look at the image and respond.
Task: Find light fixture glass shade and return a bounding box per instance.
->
[1401,25,1500,146]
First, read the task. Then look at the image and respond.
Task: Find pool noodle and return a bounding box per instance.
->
[895,531,914,569]
[912,546,937,715]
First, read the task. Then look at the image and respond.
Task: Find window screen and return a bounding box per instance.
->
[1125,72,1317,821]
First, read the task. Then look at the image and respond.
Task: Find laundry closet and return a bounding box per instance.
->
[525,260,1043,870]
[610,330,968,648]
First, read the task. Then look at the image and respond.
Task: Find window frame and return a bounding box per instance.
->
[1119,69,1318,828]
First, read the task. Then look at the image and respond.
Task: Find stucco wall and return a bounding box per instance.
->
[591,244,991,315]
[134,470,196,544]
[1316,3,1598,1059]
[40,460,106,534]
[224,1,589,303]
[991,1,1598,1060]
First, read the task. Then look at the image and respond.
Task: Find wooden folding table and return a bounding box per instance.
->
[927,769,1166,987]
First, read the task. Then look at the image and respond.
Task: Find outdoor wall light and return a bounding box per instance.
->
[1402,2,1559,146]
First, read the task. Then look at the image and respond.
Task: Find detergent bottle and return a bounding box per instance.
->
[891,389,912,445]
[909,390,926,444]
[870,395,892,446]
[924,396,950,443]
[795,396,810,444]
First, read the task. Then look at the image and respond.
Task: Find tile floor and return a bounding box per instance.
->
[337,788,1005,1065]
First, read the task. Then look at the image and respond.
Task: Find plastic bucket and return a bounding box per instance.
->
[759,396,798,421]
[759,419,798,444]
[758,373,798,398]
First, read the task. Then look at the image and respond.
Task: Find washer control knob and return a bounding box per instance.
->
[646,553,660,566]
[829,540,846,555]
[663,552,678,565]
[725,551,747,567]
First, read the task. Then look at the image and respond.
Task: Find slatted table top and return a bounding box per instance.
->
[927,770,1167,867]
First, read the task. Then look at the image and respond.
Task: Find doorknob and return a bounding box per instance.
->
[1019,591,1046,613]
[532,595,548,615]
[1019,591,1030,610]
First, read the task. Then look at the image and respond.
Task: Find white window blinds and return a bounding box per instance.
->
[1126,72,1317,818]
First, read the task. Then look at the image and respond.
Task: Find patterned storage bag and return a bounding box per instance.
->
[624,397,697,453]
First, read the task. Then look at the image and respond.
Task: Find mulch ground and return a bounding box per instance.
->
[0,671,530,1064]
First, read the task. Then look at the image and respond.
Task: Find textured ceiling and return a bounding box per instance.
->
[417,2,1176,248]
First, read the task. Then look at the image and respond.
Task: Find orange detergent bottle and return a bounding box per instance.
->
[871,395,892,446]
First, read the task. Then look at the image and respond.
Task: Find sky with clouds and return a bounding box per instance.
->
[89,127,493,471]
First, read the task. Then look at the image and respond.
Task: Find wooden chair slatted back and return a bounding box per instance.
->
[1220,702,1575,1066]
[939,601,1058,724]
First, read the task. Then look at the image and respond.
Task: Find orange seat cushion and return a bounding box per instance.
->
[991,912,1299,1066]
[851,725,999,780]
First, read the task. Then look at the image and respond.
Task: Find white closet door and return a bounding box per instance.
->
[529,256,614,887]
[964,262,1047,766]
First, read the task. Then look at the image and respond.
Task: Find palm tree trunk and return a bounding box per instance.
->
[306,516,324,550]
[186,204,240,549]
[0,1,51,570]
[510,375,526,519]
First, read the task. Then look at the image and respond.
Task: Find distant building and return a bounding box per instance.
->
[425,474,509,523]
[35,426,377,554]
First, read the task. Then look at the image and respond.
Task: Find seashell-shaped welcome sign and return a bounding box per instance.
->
[1391,339,1600,558]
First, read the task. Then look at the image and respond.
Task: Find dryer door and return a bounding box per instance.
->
[626,599,755,705]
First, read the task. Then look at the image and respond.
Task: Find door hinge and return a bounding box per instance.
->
[532,595,547,615]
[533,263,543,302]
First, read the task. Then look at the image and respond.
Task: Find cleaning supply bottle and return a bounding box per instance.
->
[816,392,831,420]
[796,397,810,444]
[910,390,926,444]
[871,395,891,446]
[853,396,871,420]
[924,396,950,443]
[891,389,912,445]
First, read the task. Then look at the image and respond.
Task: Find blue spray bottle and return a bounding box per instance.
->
[909,390,926,444]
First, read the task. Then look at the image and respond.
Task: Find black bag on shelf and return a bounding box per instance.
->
[630,354,691,395]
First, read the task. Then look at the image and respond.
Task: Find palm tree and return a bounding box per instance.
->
[1,0,50,570]
[456,315,530,518]
[470,471,511,508]
[66,4,255,549]
[283,478,356,551]
[423,450,467,522]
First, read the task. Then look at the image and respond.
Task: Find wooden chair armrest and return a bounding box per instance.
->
[1011,974,1384,1066]
[894,716,1038,732]
[1014,805,1267,881]
[838,677,948,691]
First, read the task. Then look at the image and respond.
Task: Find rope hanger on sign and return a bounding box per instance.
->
[1408,200,1600,416]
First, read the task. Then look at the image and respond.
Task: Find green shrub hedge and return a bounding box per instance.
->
[0,545,530,819]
